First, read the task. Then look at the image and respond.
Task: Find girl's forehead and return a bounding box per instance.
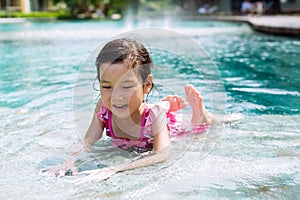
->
[100,63,141,82]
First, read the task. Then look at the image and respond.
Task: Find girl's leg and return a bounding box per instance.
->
[184,84,212,125]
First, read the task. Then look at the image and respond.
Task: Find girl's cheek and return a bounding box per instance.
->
[100,91,112,104]
[129,88,143,100]
[101,89,111,96]
[126,88,139,98]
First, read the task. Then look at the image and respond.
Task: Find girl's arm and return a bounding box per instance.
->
[73,109,171,184]
[114,116,171,172]
[84,98,104,147]
[41,99,104,177]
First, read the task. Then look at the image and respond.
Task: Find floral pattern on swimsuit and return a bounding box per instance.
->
[97,102,208,153]
[97,103,153,153]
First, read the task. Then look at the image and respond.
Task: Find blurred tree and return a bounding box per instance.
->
[51,0,194,18]
[52,0,131,18]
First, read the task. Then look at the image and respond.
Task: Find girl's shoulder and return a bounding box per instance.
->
[144,101,170,129]
[146,101,170,115]
[144,101,174,138]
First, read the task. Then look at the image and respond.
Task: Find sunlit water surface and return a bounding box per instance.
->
[0,19,299,199]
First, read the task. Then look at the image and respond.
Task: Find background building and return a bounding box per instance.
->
[189,0,300,14]
[0,0,53,13]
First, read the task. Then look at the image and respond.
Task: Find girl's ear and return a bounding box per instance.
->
[143,74,153,94]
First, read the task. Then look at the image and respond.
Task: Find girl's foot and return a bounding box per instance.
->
[184,84,212,125]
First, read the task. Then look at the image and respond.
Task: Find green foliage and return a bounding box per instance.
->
[0,0,182,19]
[0,11,7,18]
[54,0,130,18]
[0,11,71,19]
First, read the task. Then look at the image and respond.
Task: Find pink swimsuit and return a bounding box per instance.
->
[97,102,207,152]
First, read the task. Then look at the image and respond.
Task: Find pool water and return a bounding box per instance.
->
[0,19,299,199]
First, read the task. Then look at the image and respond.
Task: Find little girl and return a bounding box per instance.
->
[42,38,214,183]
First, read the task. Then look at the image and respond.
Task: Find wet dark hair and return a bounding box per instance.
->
[95,38,153,84]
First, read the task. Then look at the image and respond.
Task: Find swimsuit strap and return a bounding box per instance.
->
[139,106,149,141]
[107,109,117,138]
[98,104,113,138]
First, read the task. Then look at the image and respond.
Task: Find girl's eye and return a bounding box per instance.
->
[101,86,111,89]
[123,86,134,89]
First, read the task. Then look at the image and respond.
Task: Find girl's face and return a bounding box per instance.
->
[100,63,150,119]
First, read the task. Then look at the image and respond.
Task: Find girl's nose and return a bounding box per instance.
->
[111,88,123,100]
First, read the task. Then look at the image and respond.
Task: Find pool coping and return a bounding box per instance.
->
[248,16,300,37]
[1,15,300,37]
[176,15,300,37]
[0,18,28,23]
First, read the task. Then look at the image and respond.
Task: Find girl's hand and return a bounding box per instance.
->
[162,95,186,112]
[72,167,117,184]
[40,160,77,177]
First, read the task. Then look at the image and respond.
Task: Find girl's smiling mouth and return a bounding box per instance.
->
[113,104,128,109]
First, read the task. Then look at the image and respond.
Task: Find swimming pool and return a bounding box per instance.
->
[0,19,299,199]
